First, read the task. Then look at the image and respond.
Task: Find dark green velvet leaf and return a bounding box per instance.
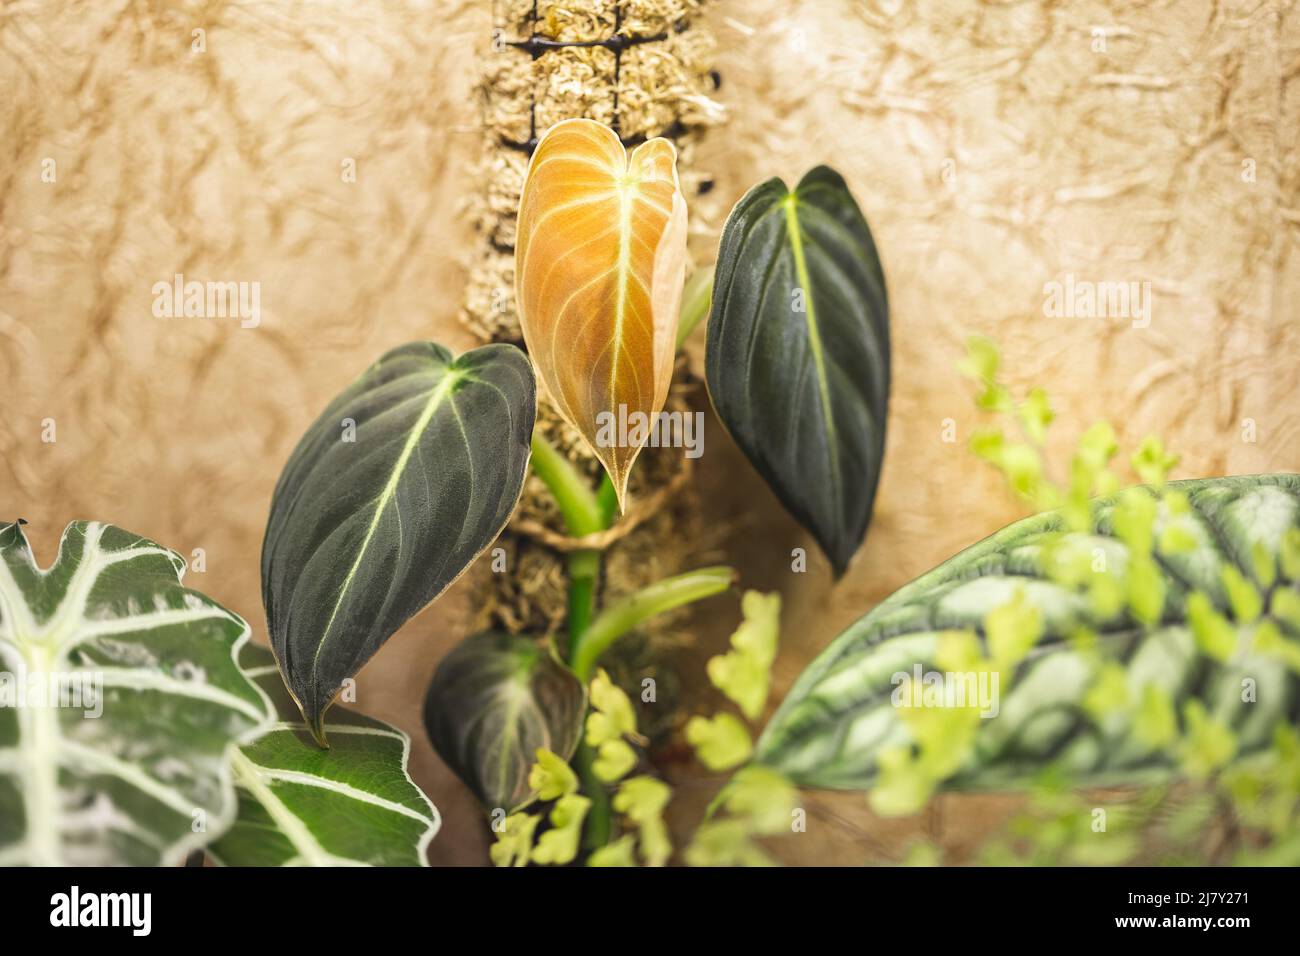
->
[423,632,586,813]
[706,166,889,576]
[262,342,536,742]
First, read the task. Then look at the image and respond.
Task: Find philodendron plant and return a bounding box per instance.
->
[0,115,890,867]
[243,116,891,862]
[11,116,1297,868]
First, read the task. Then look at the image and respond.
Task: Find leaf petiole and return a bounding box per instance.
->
[676,267,713,348]
[528,436,734,852]
[528,432,605,539]
[571,566,737,682]
[529,432,607,656]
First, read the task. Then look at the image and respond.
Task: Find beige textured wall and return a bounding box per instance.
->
[2,0,1297,864]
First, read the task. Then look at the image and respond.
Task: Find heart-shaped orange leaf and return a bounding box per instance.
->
[515,119,688,508]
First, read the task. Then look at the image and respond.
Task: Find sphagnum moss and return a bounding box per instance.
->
[460,1,723,675]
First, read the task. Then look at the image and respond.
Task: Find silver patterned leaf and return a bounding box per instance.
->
[757,475,1300,790]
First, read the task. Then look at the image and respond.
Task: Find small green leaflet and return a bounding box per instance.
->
[706,166,889,577]
[756,475,1300,790]
[0,520,271,866]
[423,632,586,813]
[210,644,439,866]
[262,342,536,742]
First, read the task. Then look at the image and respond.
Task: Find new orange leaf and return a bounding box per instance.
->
[515,119,688,509]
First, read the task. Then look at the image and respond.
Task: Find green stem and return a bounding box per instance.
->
[676,267,713,349]
[529,433,605,658]
[527,440,735,853]
[572,474,619,644]
[596,473,619,526]
[529,432,603,537]
[575,743,611,848]
[567,550,599,650]
[528,432,615,847]
[571,566,736,682]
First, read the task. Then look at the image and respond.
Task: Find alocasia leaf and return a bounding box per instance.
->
[756,475,1300,791]
[262,341,536,743]
[515,118,689,507]
[706,166,889,576]
[422,632,585,813]
[0,520,272,866]
[209,644,439,867]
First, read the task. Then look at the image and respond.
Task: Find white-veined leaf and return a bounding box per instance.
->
[209,644,439,866]
[0,520,272,866]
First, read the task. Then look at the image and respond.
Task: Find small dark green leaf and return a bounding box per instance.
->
[210,644,439,867]
[756,475,1300,790]
[706,166,889,576]
[423,632,586,813]
[262,342,536,742]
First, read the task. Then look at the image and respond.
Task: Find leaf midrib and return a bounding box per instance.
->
[309,366,465,681]
[0,522,269,865]
[2,522,108,865]
[229,747,351,866]
[782,195,842,514]
[609,181,634,443]
[1,524,193,864]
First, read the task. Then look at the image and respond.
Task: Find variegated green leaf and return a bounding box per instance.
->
[209,644,439,866]
[262,341,536,743]
[0,520,271,866]
[756,475,1300,790]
